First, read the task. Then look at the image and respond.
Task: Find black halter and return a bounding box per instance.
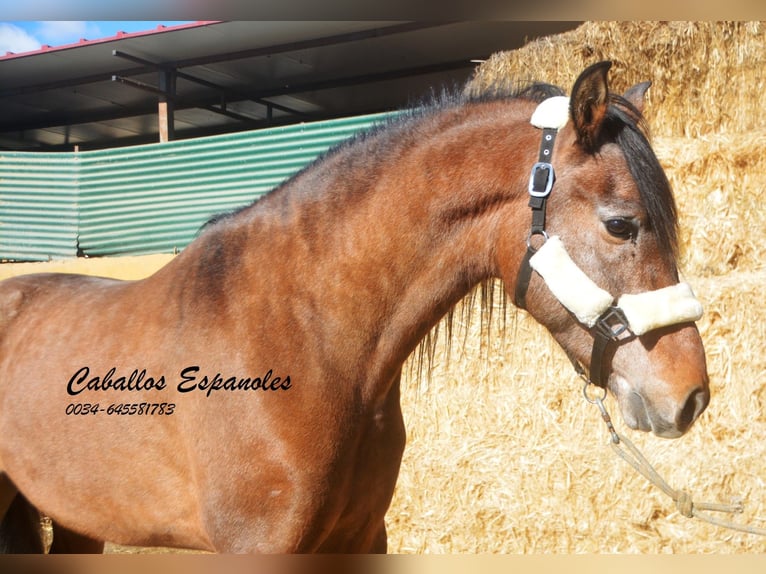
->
[513,126,557,310]
[513,127,633,388]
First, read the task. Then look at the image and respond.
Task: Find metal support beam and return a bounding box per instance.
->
[201,104,255,123]
[111,75,168,96]
[113,49,305,120]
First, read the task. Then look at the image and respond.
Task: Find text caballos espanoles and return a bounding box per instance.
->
[66,366,292,398]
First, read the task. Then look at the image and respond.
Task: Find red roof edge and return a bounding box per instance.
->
[1,21,222,61]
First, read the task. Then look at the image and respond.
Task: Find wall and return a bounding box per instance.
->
[0,112,391,261]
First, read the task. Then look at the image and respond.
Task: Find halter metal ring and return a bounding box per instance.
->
[583,379,608,404]
[526,229,549,251]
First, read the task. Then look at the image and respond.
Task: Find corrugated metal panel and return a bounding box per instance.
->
[78,112,393,256]
[0,153,79,260]
[0,112,395,261]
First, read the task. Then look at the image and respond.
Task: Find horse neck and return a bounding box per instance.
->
[209,102,538,393]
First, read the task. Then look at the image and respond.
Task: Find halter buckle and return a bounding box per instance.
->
[594,307,632,341]
[528,162,555,198]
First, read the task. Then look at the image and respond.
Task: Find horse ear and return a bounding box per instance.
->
[623,81,652,114]
[569,61,612,151]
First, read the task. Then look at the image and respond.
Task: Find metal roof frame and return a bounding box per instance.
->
[0,21,580,151]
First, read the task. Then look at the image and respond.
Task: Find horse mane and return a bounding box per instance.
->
[201,81,566,234]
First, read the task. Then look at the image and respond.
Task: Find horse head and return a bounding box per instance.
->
[502,62,709,438]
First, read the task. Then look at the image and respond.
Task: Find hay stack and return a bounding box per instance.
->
[387,21,766,553]
[467,21,766,138]
[656,132,766,277]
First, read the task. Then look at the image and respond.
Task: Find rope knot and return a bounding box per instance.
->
[676,491,694,518]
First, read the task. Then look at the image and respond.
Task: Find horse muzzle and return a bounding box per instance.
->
[610,372,710,438]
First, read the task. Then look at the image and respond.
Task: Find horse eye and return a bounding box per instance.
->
[604,218,636,240]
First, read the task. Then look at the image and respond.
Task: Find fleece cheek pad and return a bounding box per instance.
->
[618,283,703,336]
[528,236,704,333]
[528,236,614,327]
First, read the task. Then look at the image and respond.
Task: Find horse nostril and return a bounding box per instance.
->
[677,387,710,431]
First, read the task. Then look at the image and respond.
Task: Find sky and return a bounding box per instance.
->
[0,21,195,56]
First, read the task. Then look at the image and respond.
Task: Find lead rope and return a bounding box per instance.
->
[582,379,766,537]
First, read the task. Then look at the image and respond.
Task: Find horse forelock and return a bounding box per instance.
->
[605,96,679,260]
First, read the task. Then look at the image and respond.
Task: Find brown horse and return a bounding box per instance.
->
[0,62,708,553]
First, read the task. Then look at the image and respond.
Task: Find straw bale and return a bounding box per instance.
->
[656,131,766,277]
[468,21,766,138]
